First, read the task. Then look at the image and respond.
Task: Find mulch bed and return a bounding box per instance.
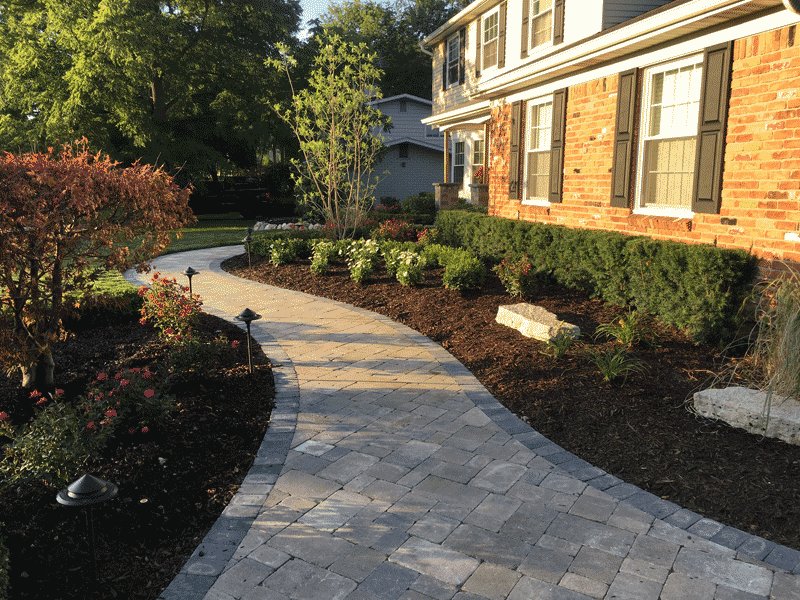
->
[222,252,800,553]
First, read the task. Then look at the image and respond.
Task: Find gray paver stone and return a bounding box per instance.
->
[688,518,726,539]
[764,545,800,573]
[345,561,420,600]
[628,534,680,567]
[769,571,800,600]
[545,513,636,558]
[673,548,773,596]
[568,546,624,584]
[461,562,521,599]
[569,493,616,523]
[158,573,216,600]
[213,558,273,598]
[559,573,609,599]
[518,545,574,584]
[661,572,716,600]
[267,523,354,568]
[317,451,380,484]
[736,536,776,562]
[664,509,703,530]
[624,490,680,520]
[410,574,458,600]
[390,537,480,586]
[507,576,593,600]
[262,559,357,600]
[605,572,663,600]
[470,461,528,493]
[711,527,752,551]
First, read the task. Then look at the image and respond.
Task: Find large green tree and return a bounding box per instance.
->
[312,0,465,99]
[0,0,301,180]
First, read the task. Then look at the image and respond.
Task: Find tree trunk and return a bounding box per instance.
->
[20,351,55,393]
[151,74,166,124]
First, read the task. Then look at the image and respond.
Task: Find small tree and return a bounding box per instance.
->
[0,140,195,391]
[270,32,389,239]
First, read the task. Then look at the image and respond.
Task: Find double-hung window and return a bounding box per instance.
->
[447,33,461,88]
[530,0,553,50]
[636,56,703,213]
[483,10,499,70]
[524,99,553,202]
[453,141,465,184]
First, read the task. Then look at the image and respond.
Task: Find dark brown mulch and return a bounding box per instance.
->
[221,252,800,553]
[0,312,274,600]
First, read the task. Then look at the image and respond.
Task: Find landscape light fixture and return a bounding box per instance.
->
[234,308,261,373]
[183,266,200,297]
[56,474,118,583]
[242,231,253,267]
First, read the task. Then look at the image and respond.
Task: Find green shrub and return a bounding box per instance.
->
[347,239,381,283]
[494,254,537,298]
[62,289,143,332]
[435,211,757,343]
[138,272,203,337]
[372,218,417,242]
[0,400,102,490]
[420,243,459,268]
[401,193,436,215]
[395,251,426,287]
[310,239,340,275]
[442,252,485,291]
[381,241,420,277]
[250,230,322,257]
[269,238,306,265]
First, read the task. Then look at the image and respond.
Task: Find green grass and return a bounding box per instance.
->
[92,216,258,295]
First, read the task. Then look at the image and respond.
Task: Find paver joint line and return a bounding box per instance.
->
[125,248,798,600]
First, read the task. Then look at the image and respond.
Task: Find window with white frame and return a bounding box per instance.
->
[473,139,485,182]
[483,9,500,70]
[524,99,553,202]
[447,33,460,88]
[636,55,703,212]
[530,0,553,51]
[453,141,465,184]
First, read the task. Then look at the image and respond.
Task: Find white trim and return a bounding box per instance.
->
[522,95,554,205]
[482,6,502,73]
[447,32,461,89]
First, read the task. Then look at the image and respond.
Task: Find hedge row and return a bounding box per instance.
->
[436,211,758,344]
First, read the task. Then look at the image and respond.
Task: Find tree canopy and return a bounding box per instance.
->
[310,0,466,99]
[0,0,301,181]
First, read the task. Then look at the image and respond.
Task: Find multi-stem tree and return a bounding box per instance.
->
[0,140,195,391]
[271,32,390,240]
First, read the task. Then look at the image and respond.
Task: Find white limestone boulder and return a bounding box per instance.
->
[495,303,580,342]
[693,386,800,445]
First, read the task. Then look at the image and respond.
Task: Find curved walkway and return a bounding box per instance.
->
[124,247,800,600]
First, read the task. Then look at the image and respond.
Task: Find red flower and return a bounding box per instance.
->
[114,372,123,380]
[119,379,130,387]
[144,389,155,399]
[97,372,107,381]
[55,388,64,396]
[105,409,117,418]
[231,340,240,349]
[142,370,153,379]
[0,411,8,421]
[141,426,149,434]
[164,327,175,336]
[36,397,47,406]
[86,421,96,430]
[29,389,41,398]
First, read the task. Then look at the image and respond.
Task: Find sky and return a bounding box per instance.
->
[298,0,330,36]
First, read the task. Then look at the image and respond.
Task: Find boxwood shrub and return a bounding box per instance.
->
[436,210,757,344]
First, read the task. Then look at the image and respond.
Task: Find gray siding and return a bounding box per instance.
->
[373,145,443,202]
[602,0,674,30]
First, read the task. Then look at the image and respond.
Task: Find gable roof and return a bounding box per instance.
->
[370,94,433,107]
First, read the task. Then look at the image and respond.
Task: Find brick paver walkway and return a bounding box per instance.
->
[124,247,800,600]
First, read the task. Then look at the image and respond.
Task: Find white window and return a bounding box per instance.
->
[530,0,553,51]
[523,98,553,203]
[473,140,484,168]
[636,55,703,213]
[447,33,460,88]
[483,9,499,70]
[453,141,465,184]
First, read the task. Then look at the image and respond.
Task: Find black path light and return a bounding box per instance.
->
[243,227,253,268]
[234,308,261,374]
[183,266,200,297]
[57,474,118,583]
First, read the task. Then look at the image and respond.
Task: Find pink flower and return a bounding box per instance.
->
[144,389,155,399]
[119,379,130,387]
[86,421,95,430]
[231,340,240,349]
[105,409,117,418]
[96,372,107,381]
[142,370,153,379]
[141,426,149,434]
[0,411,8,421]
[55,388,64,396]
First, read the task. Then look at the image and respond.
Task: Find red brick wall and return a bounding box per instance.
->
[485,24,800,271]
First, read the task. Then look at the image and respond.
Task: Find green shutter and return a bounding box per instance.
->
[498,2,507,69]
[549,88,568,203]
[610,69,638,208]
[692,41,733,214]
[553,0,564,45]
[520,0,529,58]
[509,101,522,198]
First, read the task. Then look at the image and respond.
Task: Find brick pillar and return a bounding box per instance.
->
[469,184,489,207]
[434,183,461,210]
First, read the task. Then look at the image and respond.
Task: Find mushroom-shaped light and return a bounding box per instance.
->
[234,308,262,373]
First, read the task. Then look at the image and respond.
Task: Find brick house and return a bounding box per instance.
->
[421,0,800,271]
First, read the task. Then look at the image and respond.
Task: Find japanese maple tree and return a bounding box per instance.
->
[0,139,195,390]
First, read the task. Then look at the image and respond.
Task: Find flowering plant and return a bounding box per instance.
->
[373,218,416,242]
[269,238,304,266]
[347,239,380,283]
[310,240,336,275]
[493,254,536,298]
[395,251,425,287]
[416,227,439,246]
[473,165,485,183]
[139,272,202,336]
[82,367,174,434]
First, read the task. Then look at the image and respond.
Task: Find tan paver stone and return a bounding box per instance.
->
[390,537,480,586]
[559,572,609,599]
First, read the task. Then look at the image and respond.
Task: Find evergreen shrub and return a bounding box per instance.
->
[436,211,757,343]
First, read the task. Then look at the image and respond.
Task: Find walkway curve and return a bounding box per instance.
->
[123,246,800,600]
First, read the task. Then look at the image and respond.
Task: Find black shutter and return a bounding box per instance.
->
[476,17,482,77]
[509,101,522,198]
[520,0,529,58]
[692,41,733,214]
[498,2,507,69]
[442,41,447,91]
[553,0,565,45]
[549,88,568,203]
[610,69,638,208]
[459,28,466,86]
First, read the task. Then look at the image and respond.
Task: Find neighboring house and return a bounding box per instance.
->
[422,0,800,273]
[371,94,445,202]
